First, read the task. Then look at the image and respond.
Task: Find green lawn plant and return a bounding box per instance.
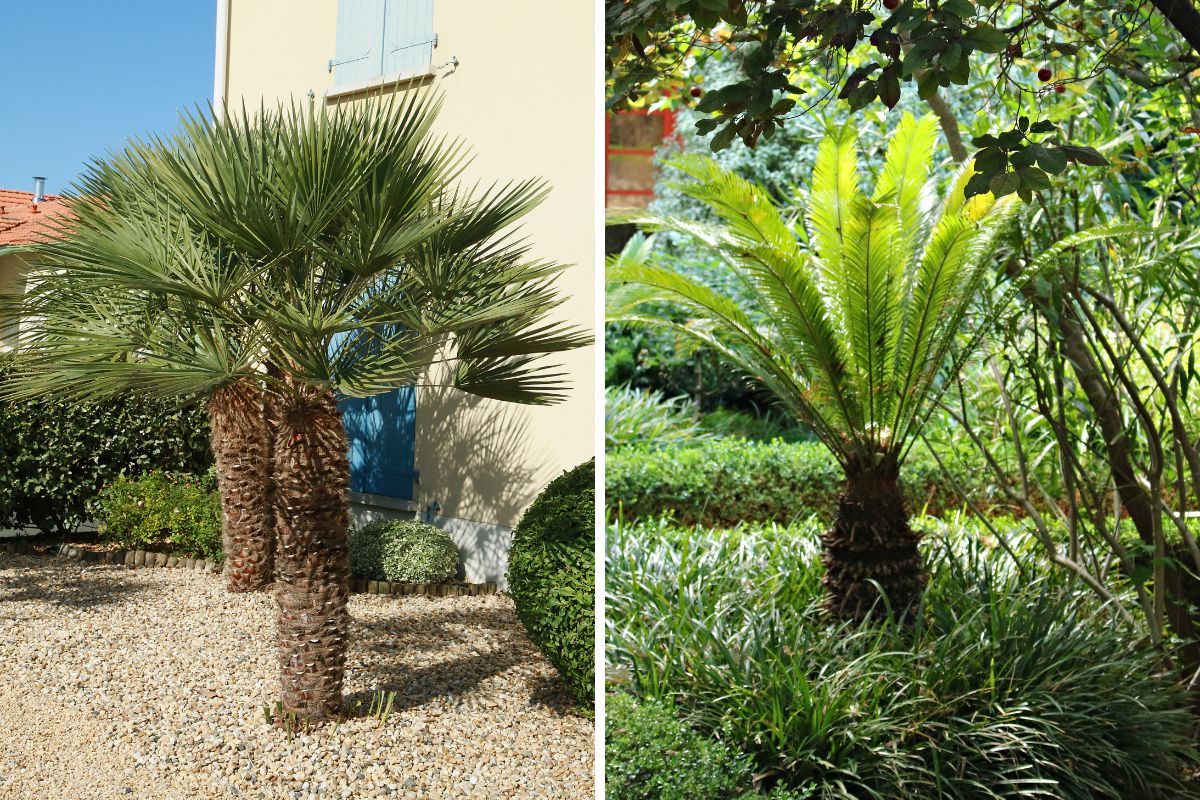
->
[93,470,222,561]
[349,519,459,583]
[379,520,459,583]
[607,517,1199,798]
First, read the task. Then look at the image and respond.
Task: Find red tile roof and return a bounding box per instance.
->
[0,189,73,248]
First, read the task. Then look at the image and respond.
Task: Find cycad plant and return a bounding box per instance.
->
[608,114,1017,621]
[9,94,587,721]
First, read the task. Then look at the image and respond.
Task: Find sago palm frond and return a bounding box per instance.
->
[607,113,1018,471]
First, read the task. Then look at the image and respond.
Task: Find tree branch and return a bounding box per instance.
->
[1150,0,1200,57]
[926,92,968,163]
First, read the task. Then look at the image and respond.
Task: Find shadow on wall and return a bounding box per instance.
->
[413,386,549,584]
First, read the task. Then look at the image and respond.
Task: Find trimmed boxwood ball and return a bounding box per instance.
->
[348,521,388,580]
[380,520,459,583]
[506,459,595,707]
[349,519,459,583]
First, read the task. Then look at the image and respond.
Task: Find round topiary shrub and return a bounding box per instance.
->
[350,519,460,583]
[348,521,388,580]
[381,520,459,583]
[506,459,595,707]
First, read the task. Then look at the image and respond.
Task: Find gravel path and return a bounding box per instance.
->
[0,554,593,799]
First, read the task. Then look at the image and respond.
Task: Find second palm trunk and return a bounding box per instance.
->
[822,467,925,623]
[272,387,351,721]
[208,380,275,592]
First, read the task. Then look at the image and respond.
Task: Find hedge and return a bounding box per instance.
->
[606,438,994,527]
[0,361,213,534]
[507,460,595,708]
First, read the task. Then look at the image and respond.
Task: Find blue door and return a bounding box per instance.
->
[340,387,417,500]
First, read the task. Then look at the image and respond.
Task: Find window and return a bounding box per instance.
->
[330,0,436,86]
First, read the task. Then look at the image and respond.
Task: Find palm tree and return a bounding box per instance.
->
[11,94,588,721]
[608,114,1017,621]
[11,174,280,594]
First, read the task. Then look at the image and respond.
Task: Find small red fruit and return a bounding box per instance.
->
[1037,67,1052,82]
[1054,83,1066,94]
[883,0,899,9]
[690,86,702,98]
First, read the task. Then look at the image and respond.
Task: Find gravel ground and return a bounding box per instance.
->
[0,553,593,799]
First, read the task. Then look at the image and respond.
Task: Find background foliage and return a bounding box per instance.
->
[0,360,212,534]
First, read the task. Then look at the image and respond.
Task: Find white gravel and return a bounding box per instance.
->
[0,553,593,799]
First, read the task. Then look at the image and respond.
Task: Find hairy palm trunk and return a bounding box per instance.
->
[272,387,350,722]
[208,380,275,592]
[822,468,925,623]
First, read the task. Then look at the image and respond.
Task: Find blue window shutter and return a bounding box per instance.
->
[340,387,417,500]
[383,0,435,75]
[333,0,386,85]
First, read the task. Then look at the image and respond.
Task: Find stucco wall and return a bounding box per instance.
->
[223,1,596,542]
[0,252,28,351]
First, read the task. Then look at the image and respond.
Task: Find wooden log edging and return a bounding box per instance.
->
[52,542,221,573]
[351,579,498,597]
[42,543,498,596]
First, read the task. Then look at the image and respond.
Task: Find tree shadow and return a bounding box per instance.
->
[345,602,577,716]
[0,559,146,610]
[412,386,547,581]
[349,604,522,654]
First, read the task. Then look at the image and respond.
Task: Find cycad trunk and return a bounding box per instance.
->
[822,467,925,623]
[272,387,350,722]
[208,380,275,592]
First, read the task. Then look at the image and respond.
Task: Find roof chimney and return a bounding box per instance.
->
[32,176,46,204]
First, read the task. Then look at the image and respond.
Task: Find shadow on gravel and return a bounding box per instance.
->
[345,647,528,715]
[345,603,581,715]
[0,559,146,609]
[526,673,578,715]
[349,605,526,654]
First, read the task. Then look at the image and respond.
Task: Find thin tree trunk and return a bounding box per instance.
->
[208,380,274,592]
[822,466,925,623]
[272,386,350,722]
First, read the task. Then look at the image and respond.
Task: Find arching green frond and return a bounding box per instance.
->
[872,113,939,260]
[807,122,861,305]
[9,92,586,410]
[606,121,1019,471]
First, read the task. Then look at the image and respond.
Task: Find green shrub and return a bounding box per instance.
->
[507,459,595,707]
[354,519,459,583]
[93,471,222,561]
[607,519,1199,799]
[606,692,752,800]
[0,359,212,534]
[348,521,387,580]
[606,438,991,526]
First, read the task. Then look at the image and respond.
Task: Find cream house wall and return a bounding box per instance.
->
[223,0,595,581]
[0,252,28,351]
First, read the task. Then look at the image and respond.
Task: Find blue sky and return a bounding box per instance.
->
[0,2,214,195]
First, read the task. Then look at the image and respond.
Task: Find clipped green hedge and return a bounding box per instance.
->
[606,439,989,526]
[349,519,459,583]
[93,470,222,561]
[507,459,595,707]
[606,693,752,800]
[0,361,212,534]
